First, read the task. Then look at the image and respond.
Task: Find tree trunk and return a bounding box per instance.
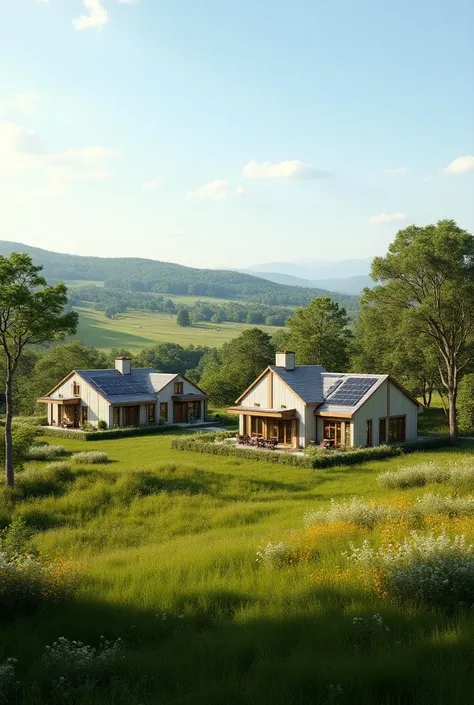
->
[448,387,458,442]
[5,365,14,487]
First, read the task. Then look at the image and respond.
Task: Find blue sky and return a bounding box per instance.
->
[0,0,473,269]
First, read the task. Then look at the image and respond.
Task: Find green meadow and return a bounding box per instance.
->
[2,431,474,704]
[72,305,281,351]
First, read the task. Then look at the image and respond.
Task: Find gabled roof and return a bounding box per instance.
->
[43,368,207,404]
[269,364,328,403]
[235,364,422,415]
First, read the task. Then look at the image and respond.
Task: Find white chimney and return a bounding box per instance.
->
[115,356,131,375]
[275,350,296,371]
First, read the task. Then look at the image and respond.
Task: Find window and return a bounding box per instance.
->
[379,418,387,444]
[160,402,168,422]
[188,401,201,420]
[113,407,120,427]
[389,416,406,443]
[72,382,80,396]
[323,420,343,446]
[174,381,184,394]
[366,419,373,447]
[81,406,88,425]
[251,416,263,435]
[147,404,156,424]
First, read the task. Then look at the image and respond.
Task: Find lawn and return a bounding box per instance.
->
[72,305,282,351]
[2,431,474,704]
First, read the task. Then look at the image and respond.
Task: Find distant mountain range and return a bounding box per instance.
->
[238,257,374,295]
[0,241,360,311]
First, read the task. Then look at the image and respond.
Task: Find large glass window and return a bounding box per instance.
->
[160,402,168,422]
[113,407,120,427]
[174,381,184,394]
[251,416,263,435]
[188,401,201,420]
[389,416,406,442]
[379,418,387,444]
[323,420,343,446]
[147,404,156,424]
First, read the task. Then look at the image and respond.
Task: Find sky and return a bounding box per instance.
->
[0,0,473,269]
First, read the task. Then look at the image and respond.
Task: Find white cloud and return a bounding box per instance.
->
[0,121,119,189]
[73,0,109,30]
[142,180,163,190]
[444,156,474,174]
[187,179,244,201]
[116,0,138,3]
[369,213,407,224]
[384,167,408,174]
[242,159,331,180]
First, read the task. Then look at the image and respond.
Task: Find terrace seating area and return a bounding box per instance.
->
[237,434,279,450]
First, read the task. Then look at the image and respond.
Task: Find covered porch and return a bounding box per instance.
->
[37,397,81,429]
[172,394,208,424]
[227,407,299,448]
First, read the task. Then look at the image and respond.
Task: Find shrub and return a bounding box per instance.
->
[82,422,97,432]
[42,636,122,678]
[0,551,76,616]
[304,497,400,529]
[41,423,187,441]
[0,657,17,704]
[26,444,67,461]
[256,541,292,568]
[97,420,108,430]
[71,451,109,465]
[171,435,452,470]
[413,493,474,519]
[378,462,450,489]
[0,425,36,472]
[346,531,474,609]
[458,373,474,434]
[0,517,32,556]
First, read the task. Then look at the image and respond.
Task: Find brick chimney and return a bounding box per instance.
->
[275,350,296,371]
[115,356,131,375]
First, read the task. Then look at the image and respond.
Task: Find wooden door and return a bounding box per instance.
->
[123,406,140,427]
[173,402,188,423]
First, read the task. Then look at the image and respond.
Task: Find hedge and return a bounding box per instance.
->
[170,435,454,469]
[40,423,214,442]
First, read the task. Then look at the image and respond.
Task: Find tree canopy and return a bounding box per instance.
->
[285,297,353,371]
[366,219,474,437]
[0,253,77,485]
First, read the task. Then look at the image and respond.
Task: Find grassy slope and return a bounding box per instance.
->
[2,433,474,704]
[73,305,281,351]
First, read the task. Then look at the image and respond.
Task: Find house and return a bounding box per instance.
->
[228,351,422,449]
[37,356,208,429]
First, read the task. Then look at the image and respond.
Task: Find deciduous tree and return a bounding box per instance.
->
[0,254,77,486]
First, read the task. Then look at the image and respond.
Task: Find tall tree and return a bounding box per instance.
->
[177,308,191,327]
[352,295,440,407]
[368,219,474,438]
[0,254,77,486]
[286,297,352,370]
[199,328,275,406]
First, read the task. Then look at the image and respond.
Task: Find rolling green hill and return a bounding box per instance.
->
[0,241,359,311]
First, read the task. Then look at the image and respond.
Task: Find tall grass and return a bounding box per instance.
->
[1,433,474,704]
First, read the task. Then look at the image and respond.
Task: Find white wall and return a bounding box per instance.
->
[47,373,110,427]
[353,380,418,446]
[157,375,205,423]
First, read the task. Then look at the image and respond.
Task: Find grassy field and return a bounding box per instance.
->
[72,305,281,351]
[2,431,474,704]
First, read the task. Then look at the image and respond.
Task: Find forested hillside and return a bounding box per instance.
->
[0,241,359,312]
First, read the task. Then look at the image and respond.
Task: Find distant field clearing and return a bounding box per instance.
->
[72,305,282,351]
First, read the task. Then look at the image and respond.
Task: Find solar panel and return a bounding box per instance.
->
[326,377,377,407]
[89,375,151,396]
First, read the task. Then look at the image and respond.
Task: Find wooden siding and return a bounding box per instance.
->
[238,371,306,447]
[352,380,418,446]
[47,373,110,427]
[157,375,205,423]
